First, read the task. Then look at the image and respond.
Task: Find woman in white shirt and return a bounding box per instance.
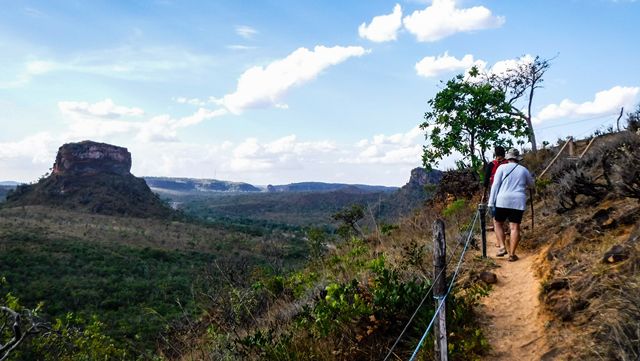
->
[488,148,534,262]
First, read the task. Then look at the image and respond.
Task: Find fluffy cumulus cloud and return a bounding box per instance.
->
[537,86,640,122]
[403,0,505,42]
[345,127,424,165]
[131,128,430,184]
[0,132,61,181]
[486,54,534,77]
[58,98,144,118]
[217,45,369,114]
[58,98,227,142]
[229,135,336,172]
[0,132,57,164]
[358,4,403,42]
[415,52,486,78]
[0,125,439,185]
[414,53,539,81]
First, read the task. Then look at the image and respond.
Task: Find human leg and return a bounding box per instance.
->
[494,220,508,256]
[493,208,510,256]
[509,222,520,257]
[506,209,524,260]
[493,218,502,247]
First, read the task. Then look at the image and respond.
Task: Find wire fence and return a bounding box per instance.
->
[383,209,481,361]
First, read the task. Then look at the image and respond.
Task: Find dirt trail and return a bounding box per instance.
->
[478,233,548,360]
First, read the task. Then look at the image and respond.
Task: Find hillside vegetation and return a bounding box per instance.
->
[166,130,640,360]
[0,205,308,359]
[162,168,440,230]
[3,130,640,360]
[528,132,640,360]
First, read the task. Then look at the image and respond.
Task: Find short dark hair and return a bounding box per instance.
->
[494,146,506,158]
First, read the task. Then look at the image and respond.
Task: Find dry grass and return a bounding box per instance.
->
[531,195,640,360]
[0,205,265,254]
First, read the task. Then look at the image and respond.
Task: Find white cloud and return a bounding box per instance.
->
[346,127,424,165]
[59,98,144,118]
[489,54,534,76]
[228,135,336,172]
[0,60,58,88]
[68,46,216,81]
[537,86,640,122]
[235,25,258,39]
[25,60,57,75]
[415,52,486,78]
[414,54,535,82]
[172,108,228,128]
[174,97,207,106]
[227,45,258,51]
[57,99,227,142]
[0,132,57,164]
[218,45,369,114]
[403,0,505,42]
[0,132,61,181]
[1,126,431,185]
[2,46,217,87]
[358,4,403,42]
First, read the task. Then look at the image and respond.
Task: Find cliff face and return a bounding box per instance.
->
[406,167,443,188]
[4,141,172,218]
[52,141,132,177]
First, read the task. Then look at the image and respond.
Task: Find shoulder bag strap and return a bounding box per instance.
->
[491,164,519,208]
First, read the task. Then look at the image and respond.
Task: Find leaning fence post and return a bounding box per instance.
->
[433,219,448,361]
[478,204,487,258]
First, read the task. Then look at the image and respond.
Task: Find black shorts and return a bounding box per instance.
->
[494,207,524,224]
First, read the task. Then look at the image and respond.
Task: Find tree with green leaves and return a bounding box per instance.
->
[306,227,328,259]
[331,204,365,239]
[486,55,552,152]
[421,67,529,171]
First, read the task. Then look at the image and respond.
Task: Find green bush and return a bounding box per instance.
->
[443,199,467,217]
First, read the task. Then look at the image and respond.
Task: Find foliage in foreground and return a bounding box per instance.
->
[1,278,130,361]
[188,193,491,361]
[0,229,220,357]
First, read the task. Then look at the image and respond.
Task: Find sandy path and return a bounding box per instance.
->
[478,234,548,360]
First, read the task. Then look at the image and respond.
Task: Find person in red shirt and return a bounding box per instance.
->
[484,146,509,255]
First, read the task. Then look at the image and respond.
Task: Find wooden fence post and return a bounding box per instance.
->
[568,137,575,157]
[433,219,448,361]
[478,204,487,258]
[539,138,573,178]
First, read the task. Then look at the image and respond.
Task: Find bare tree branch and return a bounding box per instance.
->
[0,306,48,361]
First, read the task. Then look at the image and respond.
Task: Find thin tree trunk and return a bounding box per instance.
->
[527,84,538,152]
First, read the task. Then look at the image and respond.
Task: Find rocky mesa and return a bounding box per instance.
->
[52,141,132,177]
[4,140,173,218]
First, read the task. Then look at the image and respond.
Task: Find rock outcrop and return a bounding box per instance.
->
[405,167,443,188]
[52,141,132,177]
[4,140,172,218]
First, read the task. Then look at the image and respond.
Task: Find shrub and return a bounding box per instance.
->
[549,133,640,210]
[443,199,467,217]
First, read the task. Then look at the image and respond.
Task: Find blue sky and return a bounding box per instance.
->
[1,0,638,185]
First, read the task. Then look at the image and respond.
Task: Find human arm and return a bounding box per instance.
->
[526,169,535,192]
[488,166,503,208]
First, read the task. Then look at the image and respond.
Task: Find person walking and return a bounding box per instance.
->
[483,146,508,194]
[488,148,534,261]
[484,146,509,249]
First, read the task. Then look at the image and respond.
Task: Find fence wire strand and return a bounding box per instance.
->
[382,224,465,361]
[408,210,480,361]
